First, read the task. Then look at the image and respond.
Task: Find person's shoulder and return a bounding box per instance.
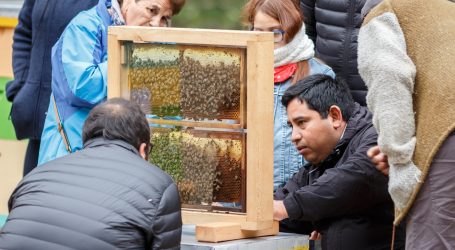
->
[125,157,175,186]
[88,146,177,188]
[308,58,335,78]
[64,6,104,35]
[145,162,175,183]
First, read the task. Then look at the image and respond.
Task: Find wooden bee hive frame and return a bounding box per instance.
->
[108,26,276,242]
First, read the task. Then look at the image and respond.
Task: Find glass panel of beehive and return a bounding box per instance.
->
[149,127,245,212]
[125,42,244,124]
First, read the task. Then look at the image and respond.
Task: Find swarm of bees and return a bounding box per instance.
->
[212,140,242,202]
[129,44,245,205]
[180,140,219,204]
[149,130,243,205]
[149,131,183,181]
[179,53,241,121]
[128,47,242,121]
[129,56,181,117]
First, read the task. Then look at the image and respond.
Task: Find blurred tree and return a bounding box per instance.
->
[172,0,247,30]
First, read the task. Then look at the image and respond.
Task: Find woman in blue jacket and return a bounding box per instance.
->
[38,0,186,165]
[243,0,335,190]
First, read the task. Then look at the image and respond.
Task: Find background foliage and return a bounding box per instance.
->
[172,0,248,30]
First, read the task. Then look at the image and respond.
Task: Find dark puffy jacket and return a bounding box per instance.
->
[0,138,182,250]
[5,0,98,140]
[300,0,368,106]
[275,105,403,250]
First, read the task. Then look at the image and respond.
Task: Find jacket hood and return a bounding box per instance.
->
[339,103,372,146]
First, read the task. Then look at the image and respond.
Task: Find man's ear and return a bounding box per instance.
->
[139,143,148,160]
[328,105,343,129]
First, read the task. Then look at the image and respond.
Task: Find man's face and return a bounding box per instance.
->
[287,99,342,164]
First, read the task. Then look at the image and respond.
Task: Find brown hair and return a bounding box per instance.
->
[294,61,309,83]
[170,0,186,15]
[243,0,303,43]
[243,0,309,83]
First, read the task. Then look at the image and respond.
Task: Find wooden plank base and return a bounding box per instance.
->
[195,221,279,243]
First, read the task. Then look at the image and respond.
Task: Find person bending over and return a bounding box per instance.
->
[0,98,182,250]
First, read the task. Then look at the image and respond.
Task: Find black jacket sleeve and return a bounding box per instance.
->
[151,183,182,250]
[274,168,307,200]
[6,0,35,102]
[283,127,390,221]
[300,0,317,43]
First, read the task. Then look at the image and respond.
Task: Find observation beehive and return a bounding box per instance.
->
[108,26,275,242]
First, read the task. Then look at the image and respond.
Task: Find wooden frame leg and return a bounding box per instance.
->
[195,221,279,243]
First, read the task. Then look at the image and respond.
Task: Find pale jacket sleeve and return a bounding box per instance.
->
[358,12,421,210]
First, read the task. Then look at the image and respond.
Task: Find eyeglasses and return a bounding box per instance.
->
[272,29,285,43]
[251,26,286,43]
[163,16,172,27]
[146,6,172,27]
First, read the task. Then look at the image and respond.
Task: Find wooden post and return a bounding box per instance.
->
[243,40,275,231]
[107,30,121,99]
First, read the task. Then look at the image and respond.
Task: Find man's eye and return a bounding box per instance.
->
[287,123,293,128]
[297,120,306,127]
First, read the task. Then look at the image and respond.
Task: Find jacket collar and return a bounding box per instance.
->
[333,103,371,148]
[97,0,114,27]
[83,137,141,157]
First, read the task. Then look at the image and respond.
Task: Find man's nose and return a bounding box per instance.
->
[291,128,301,142]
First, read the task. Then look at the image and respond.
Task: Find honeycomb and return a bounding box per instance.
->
[149,128,244,208]
[127,43,243,121]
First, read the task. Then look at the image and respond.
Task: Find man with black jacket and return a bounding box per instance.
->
[0,98,182,250]
[273,74,403,249]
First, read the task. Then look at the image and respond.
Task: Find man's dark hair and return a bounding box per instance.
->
[83,98,151,153]
[281,74,356,120]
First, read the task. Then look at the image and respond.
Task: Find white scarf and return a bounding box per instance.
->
[274,24,315,67]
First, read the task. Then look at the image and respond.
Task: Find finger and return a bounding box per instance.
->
[309,231,318,240]
[367,146,381,158]
[376,162,389,175]
[379,163,389,175]
[309,231,321,240]
[371,153,386,164]
[376,162,387,170]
